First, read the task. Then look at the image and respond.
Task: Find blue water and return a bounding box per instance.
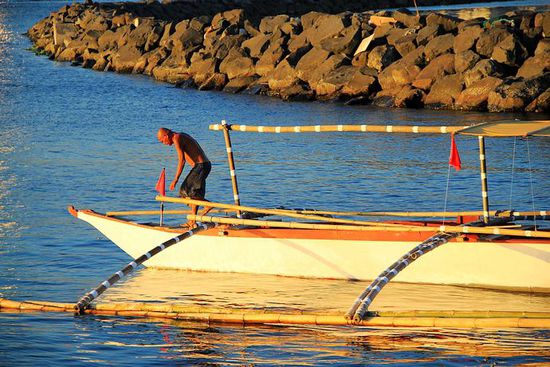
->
[1,1,550,366]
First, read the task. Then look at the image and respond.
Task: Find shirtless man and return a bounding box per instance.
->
[157,127,212,228]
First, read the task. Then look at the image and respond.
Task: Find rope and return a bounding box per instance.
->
[74,222,216,313]
[346,232,460,321]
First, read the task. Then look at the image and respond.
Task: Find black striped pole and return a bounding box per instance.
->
[346,232,459,322]
[74,222,216,314]
[221,120,242,218]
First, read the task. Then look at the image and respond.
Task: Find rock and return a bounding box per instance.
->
[305,54,347,88]
[211,9,245,28]
[453,25,483,53]
[285,45,312,67]
[424,33,454,61]
[319,24,361,55]
[395,85,425,108]
[425,73,464,108]
[535,38,550,56]
[259,15,290,34]
[454,50,480,73]
[340,70,378,98]
[491,34,528,67]
[56,47,79,62]
[188,57,218,85]
[223,76,257,93]
[275,81,315,101]
[111,44,142,73]
[394,33,417,57]
[416,25,441,46]
[126,19,156,50]
[517,53,550,78]
[199,73,227,91]
[392,9,424,28]
[314,65,357,97]
[219,49,255,79]
[367,45,400,72]
[307,14,347,49]
[487,73,550,112]
[295,46,331,81]
[542,11,550,37]
[457,18,485,32]
[386,28,414,46]
[378,46,425,90]
[267,59,298,90]
[412,53,455,90]
[463,59,505,87]
[53,22,77,46]
[425,13,460,32]
[456,76,503,110]
[255,37,287,76]
[476,28,510,57]
[241,34,270,58]
[351,51,368,67]
[525,87,550,112]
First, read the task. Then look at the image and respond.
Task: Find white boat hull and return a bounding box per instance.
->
[76,210,550,293]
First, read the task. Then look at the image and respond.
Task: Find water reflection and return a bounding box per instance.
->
[101,268,550,313]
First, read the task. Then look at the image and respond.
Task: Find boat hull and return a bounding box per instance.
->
[76,210,550,293]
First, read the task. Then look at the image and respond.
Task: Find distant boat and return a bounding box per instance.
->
[69,120,550,293]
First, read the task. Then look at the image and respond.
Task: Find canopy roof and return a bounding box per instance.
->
[457,120,550,137]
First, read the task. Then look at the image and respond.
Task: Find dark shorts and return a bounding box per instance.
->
[179,162,211,199]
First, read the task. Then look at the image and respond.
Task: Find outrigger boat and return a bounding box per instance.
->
[68,120,550,299]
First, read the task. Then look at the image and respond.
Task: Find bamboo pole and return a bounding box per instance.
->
[479,136,490,224]
[2,298,549,328]
[183,213,550,238]
[156,196,550,238]
[106,209,234,217]
[209,124,468,134]
[221,120,242,217]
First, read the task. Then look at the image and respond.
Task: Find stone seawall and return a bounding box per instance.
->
[28,2,550,112]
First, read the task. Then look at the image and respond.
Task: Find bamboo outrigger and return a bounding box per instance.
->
[10,119,545,325]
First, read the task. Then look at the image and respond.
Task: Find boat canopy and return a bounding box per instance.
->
[456,120,550,137]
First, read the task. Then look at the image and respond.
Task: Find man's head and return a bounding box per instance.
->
[157,127,173,146]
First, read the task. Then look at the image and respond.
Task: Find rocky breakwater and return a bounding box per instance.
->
[28,3,550,112]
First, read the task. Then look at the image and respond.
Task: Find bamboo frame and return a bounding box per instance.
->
[106,209,234,217]
[478,136,490,224]
[209,124,468,134]
[184,214,550,239]
[2,298,548,328]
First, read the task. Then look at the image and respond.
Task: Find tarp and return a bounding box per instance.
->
[457,120,550,137]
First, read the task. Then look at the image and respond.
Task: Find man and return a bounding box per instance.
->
[157,127,212,228]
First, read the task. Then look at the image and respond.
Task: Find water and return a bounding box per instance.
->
[1,1,550,365]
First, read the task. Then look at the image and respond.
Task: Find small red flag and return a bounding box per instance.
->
[155,168,166,196]
[449,133,461,171]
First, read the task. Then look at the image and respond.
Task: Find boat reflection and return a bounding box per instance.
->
[101,268,550,313]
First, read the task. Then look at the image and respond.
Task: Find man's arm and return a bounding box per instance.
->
[170,136,185,191]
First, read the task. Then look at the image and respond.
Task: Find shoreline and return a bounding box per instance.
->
[27,1,549,112]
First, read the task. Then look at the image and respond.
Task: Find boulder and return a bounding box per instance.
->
[456,76,503,110]
[367,45,400,72]
[314,65,357,97]
[454,50,480,73]
[319,24,361,55]
[491,34,528,67]
[275,81,315,101]
[242,34,270,58]
[295,46,331,81]
[517,53,550,78]
[126,19,156,50]
[424,33,454,61]
[307,14,347,49]
[392,9,424,28]
[487,73,550,112]
[259,15,290,34]
[304,54,347,88]
[211,9,245,28]
[525,87,550,112]
[394,33,417,57]
[54,22,78,47]
[453,25,483,53]
[188,57,218,84]
[416,25,441,46]
[198,73,228,91]
[255,37,287,76]
[111,44,142,73]
[463,59,505,87]
[395,85,425,108]
[223,76,257,93]
[219,49,255,80]
[425,13,460,32]
[425,73,464,108]
[267,59,299,90]
[476,28,510,57]
[412,53,455,90]
[386,28,415,46]
[378,46,425,90]
[340,70,378,98]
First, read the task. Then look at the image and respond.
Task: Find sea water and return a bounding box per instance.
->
[1,1,549,365]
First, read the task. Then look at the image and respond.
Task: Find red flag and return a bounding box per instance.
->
[155,168,166,196]
[449,133,461,171]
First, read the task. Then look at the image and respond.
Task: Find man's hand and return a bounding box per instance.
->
[169,181,177,191]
